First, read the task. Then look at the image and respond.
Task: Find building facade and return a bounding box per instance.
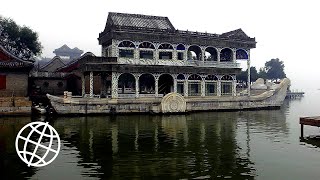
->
[0,45,33,97]
[76,12,256,99]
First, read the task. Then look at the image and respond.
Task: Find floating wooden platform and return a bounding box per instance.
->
[286,91,304,99]
[300,116,320,138]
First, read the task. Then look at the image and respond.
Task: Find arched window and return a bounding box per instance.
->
[159,43,173,49]
[139,42,155,49]
[205,47,218,61]
[177,44,185,50]
[159,43,173,60]
[188,74,202,80]
[139,42,155,59]
[188,74,201,96]
[221,75,233,81]
[205,75,218,96]
[220,48,233,62]
[118,41,135,58]
[118,41,135,48]
[188,45,202,61]
[236,49,248,60]
[205,75,218,81]
[221,75,233,96]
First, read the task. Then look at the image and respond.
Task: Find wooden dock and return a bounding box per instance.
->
[300,116,320,138]
[286,91,304,99]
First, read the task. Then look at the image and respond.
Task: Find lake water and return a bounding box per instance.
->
[1,90,320,179]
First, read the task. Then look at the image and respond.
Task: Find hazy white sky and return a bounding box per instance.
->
[1,0,319,90]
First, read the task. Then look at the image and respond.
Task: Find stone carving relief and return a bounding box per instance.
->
[161,93,186,113]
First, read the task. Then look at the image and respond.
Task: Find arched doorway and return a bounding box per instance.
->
[158,74,173,95]
[118,73,135,94]
[139,74,155,94]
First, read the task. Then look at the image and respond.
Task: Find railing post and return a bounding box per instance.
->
[89,72,93,98]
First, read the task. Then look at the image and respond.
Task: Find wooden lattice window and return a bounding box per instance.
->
[0,75,6,90]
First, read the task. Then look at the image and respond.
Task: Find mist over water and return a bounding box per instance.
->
[1,91,320,179]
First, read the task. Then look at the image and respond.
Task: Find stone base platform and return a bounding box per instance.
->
[0,97,32,115]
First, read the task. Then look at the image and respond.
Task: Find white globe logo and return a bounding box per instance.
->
[15,122,61,167]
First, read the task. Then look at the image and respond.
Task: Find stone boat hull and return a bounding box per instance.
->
[47,78,290,115]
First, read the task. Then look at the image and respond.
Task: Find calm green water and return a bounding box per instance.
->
[1,90,320,179]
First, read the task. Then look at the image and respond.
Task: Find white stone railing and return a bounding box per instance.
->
[139,94,163,98]
[186,61,240,68]
[118,94,136,98]
[118,57,240,68]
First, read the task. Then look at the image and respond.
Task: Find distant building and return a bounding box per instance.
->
[53,44,83,59]
[30,45,84,96]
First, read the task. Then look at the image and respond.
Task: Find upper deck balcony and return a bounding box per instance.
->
[109,41,248,69]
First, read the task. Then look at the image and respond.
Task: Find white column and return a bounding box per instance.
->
[201,48,205,62]
[184,45,189,63]
[173,50,177,61]
[201,77,205,97]
[173,75,177,93]
[134,48,139,60]
[233,80,237,96]
[154,74,159,97]
[89,71,93,98]
[217,48,221,63]
[111,72,118,99]
[111,39,117,57]
[134,74,140,98]
[81,74,85,96]
[247,51,251,96]
[233,49,237,63]
[154,44,159,65]
[217,76,222,96]
[184,80,188,97]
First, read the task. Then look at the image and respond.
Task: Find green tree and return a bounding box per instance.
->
[236,66,259,83]
[264,58,286,81]
[258,67,267,79]
[0,16,42,60]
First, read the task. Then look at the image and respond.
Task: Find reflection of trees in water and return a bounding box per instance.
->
[0,117,36,179]
[53,114,258,179]
[236,102,289,141]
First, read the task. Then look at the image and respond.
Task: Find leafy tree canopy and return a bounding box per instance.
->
[237,58,286,83]
[0,16,42,60]
[236,67,259,83]
[265,58,286,81]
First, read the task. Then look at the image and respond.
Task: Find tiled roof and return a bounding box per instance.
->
[106,12,175,31]
[53,44,84,57]
[220,28,250,39]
